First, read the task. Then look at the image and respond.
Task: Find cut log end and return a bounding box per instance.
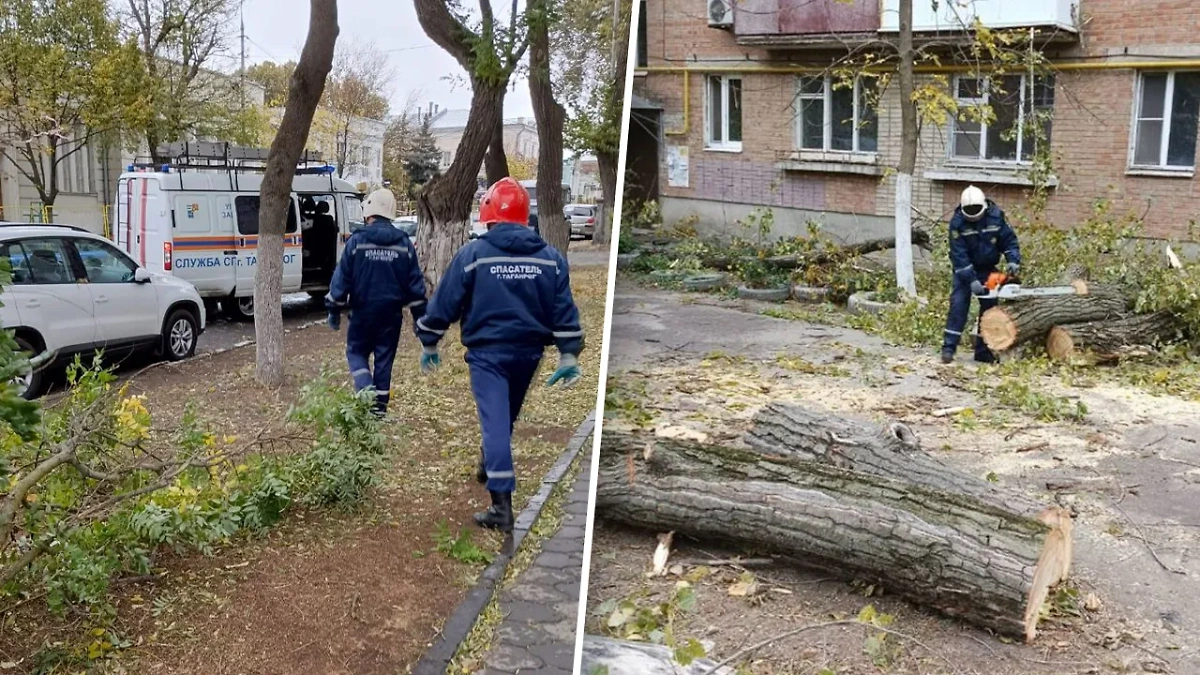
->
[979,307,1020,352]
[1070,279,1090,295]
[1045,325,1076,361]
[1023,506,1075,642]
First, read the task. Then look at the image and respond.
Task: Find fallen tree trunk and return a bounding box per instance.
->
[597,403,1073,642]
[764,229,932,269]
[1046,311,1180,363]
[979,281,1129,353]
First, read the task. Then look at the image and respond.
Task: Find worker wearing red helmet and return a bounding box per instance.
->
[416,177,583,533]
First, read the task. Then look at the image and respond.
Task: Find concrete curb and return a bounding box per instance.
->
[411,410,597,675]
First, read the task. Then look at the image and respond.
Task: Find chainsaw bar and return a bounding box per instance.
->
[980,284,1078,300]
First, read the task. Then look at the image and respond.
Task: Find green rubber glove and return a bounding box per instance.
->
[546,353,581,388]
[420,345,441,374]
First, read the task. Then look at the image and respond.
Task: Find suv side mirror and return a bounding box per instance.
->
[133,268,152,284]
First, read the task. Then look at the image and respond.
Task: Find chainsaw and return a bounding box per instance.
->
[977,272,1078,300]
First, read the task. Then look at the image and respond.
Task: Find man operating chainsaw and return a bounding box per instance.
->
[416,177,584,533]
[941,185,1021,364]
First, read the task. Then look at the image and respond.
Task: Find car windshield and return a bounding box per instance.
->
[571,206,592,217]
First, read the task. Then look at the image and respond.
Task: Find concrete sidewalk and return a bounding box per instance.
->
[476,451,591,674]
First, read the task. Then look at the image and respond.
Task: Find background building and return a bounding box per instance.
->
[630,0,1200,242]
[428,106,539,175]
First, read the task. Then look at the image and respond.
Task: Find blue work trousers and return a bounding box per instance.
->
[943,269,998,362]
[467,349,543,494]
[346,311,403,412]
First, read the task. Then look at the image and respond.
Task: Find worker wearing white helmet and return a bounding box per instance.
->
[941,185,1022,364]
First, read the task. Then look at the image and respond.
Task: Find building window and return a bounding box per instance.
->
[1132,71,1200,169]
[796,76,878,153]
[706,75,742,151]
[951,74,1055,162]
[636,0,647,68]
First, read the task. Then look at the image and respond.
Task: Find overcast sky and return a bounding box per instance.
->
[233,0,534,119]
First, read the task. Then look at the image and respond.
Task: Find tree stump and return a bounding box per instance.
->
[978,281,1128,353]
[1046,312,1180,363]
[596,403,1073,642]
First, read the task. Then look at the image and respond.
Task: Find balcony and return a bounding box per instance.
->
[735,0,1078,49]
[879,0,1079,34]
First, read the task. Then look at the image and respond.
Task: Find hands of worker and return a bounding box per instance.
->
[420,345,441,374]
[970,280,987,296]
[546,353,581,388]
[326,310,341,331]
[1006,262,1020,276]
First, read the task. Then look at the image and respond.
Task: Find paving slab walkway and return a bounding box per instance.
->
[477,449,591,675]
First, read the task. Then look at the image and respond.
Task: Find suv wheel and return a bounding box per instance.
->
[228,295,254,321]
[163,310,198,361]
[13,336,45,400]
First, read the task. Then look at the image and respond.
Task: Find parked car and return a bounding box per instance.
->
[566,204,597,239]
[0,223,206,399]
[392,215,418,237]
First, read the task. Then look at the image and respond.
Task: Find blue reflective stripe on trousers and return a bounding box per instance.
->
[467,349,543,494]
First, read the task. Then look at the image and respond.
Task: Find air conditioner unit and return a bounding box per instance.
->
[708,0,733,28]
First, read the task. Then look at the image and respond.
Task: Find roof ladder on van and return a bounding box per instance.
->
[134,142,328,174]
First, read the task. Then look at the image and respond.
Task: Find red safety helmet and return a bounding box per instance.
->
[479,177,530,226]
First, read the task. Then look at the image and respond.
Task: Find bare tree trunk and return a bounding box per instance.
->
[894,0,917,296]
[594,0,630,248]
[484,112,510,186]
[528,0,568,253]
[254,0,339,387]
[416,79,506,287]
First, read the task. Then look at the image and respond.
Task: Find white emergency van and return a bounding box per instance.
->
[112,143,366,320]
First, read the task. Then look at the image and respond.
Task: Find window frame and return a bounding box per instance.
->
[794,75,878,154]
[705,74,743,152]
[233,195,299,236]
[950,74,1054,164]
[1130,70,1200,171]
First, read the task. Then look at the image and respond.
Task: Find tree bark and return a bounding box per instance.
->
[596,403,1073,642]
[893,0,917,296]
[484,112,509,187]
[527,0,568,254]
[1046,311,1180,363]
[595,151,617,246]
[979,282,1129,353]
[699,230,931,272]
[593,0,629,249]
[416,79,505,287]
[254,0,338,387]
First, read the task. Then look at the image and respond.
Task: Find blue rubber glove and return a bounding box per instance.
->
[970,280,987,296]
[546,353,581,388]
[420,345,441,374]
[1006,262,1020,276]
[327,310,341,331]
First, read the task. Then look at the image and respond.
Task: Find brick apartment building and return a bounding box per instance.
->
[629,0,1200,243]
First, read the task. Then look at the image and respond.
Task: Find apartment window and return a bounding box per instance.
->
[636,0,647,68]
[952,74,1055,162]
[706,75,742,151]
[796,76,878,153]
[1132,71,1200,169]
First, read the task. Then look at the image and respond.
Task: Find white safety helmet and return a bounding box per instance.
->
[960,185,987,222]
[361,188,397,222]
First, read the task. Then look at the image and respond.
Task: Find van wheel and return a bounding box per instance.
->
[228,296,254,321]
[163,310,198,361]
[13,336,45,400]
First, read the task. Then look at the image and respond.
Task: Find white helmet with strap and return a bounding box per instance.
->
[960,185,987,222]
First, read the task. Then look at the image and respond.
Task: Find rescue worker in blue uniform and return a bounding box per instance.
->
[941,185,1021,364]
[326,188,428,416]
[416,177,583,532]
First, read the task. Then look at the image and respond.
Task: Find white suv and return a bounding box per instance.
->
[0,224,206,398]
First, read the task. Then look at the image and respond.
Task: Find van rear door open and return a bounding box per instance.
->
[232,195,303,296]
[169,193,236,297]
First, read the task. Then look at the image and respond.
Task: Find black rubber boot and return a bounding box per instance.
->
[474,491,514,532]
[940,348,955,364]
[475,448,487,484]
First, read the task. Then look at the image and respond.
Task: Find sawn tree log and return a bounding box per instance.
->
[978,281,1129,353]
[1046,311,1180,363]
[699,230,932,272]
[596,403,1073,642]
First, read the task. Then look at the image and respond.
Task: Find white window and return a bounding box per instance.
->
[705,75,742,151]
[1132,71,1200,169]
[951,74,1055,162]
[796,76,878,153]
